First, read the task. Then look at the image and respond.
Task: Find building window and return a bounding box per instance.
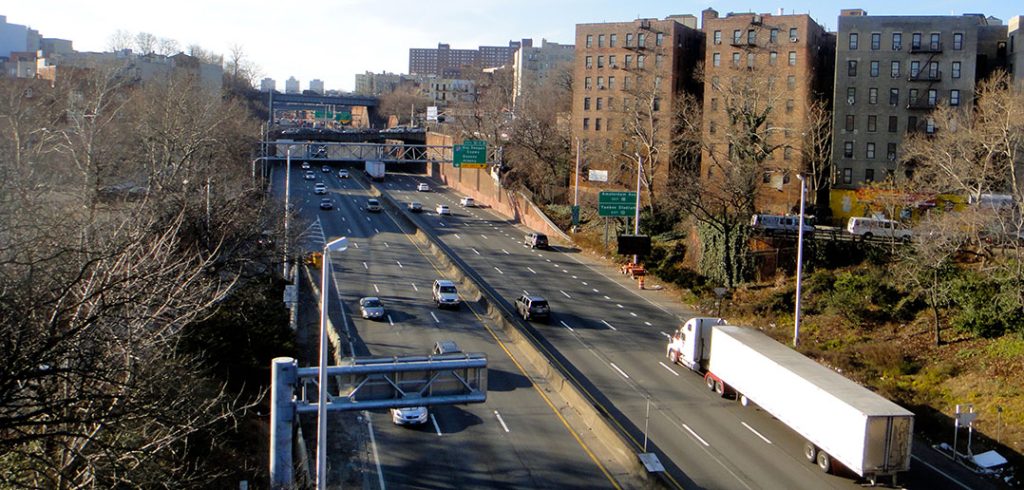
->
[656,32,664,46]
[624,76,631,89]
[607,97,614,109]
[890,61,900,78]
[595,97,603,110]
[610,34,617,47]
[787,75,796,89]
[597,76,604,89]
[598,34,605,47]
[763,172,771,183]
[747,53,755,68]
[784,147,793,160]
[710,98,718,111]
[712,30,722,45]
[652,97,661,111]
[911,33,922,50]
[870,61,879,77]
[609,55,617,67]
[867,115,877,132]
[583,118,589,130]
[709,121,717,134]
[892,32,902,50]
[584,97,591,110]
[770,28,779,43]
[950,89,960,106]
[865,168,875,182]
[844,142,854,158]
[889,88,899,106]
[846,114,856,132]
[608,76,616,90]
[842,168,853,184]
[952,61,961,79]
[887,143,897,161]
[625,55,633,68]
[847,87,856,105]
[586,56,593,69]
[585,77,592,89]
[868,87,878,104]
[732,52,741,67]
[595,118,602,131]
[849,33,859,50]
[586,35,593,48]
[908,115,918,133]
[733,30,742,44]
[637,55,646,69]
[788,51,797,66]
[888,115,898,132]
[786,99,795,113]
[930,33,940,50]
[928,61,939,78]
[926,118,936,134]
[909,88,919,105]
[789,28,798,41]
[866,142,876,159]
[953,33,963,50]
[656,54,664,68]
[910,60,920,78]
[638,33,646,46]
[711,53,720,67]
[626,33,633,47]
[848,60,858,76]
[871,33,881,50]
[769,51,778,65]
[747,30,756,44]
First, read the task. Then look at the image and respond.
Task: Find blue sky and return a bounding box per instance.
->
[5,1,1019,91]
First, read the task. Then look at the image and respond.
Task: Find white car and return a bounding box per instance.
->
[417,183,430,192]
[391,406,428,425]
[338,169,349,178]
[436,204,450,215]
[358,297,385,320]
[459,197,475,207]
[313,183,327,195]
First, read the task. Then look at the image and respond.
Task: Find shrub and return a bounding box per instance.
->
[824,268,901,325]
[948,271,1024,338]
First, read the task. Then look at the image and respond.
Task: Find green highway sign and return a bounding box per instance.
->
[598,191,637,217]
[454,139,488,168]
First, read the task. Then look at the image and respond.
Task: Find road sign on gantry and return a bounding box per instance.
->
[454,139,488,169]
[598,191,637,217]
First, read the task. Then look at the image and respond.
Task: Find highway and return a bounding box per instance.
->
[270,164,619,489]
[372,171,999,490]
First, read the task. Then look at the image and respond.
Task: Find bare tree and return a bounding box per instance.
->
[157,37,180,56]
[224,44,260,92]
[504,61,573,200]
[107,29,133,52]
[802,98,833,211]
[134,32,158,55]
[377,83,432,126]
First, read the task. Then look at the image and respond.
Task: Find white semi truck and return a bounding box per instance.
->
[365,160,386,181]
[667,318,914,485]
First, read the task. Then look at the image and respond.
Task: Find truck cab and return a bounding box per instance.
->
[667,317,724,372]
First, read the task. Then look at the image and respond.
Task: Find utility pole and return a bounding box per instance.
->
[794,174,807,347]
[633,153,642,265]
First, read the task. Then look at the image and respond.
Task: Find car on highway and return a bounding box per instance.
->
[417,183,430,192]
[304,171,315,180]
[514,294,550,322]
[391,406,428,425]
[459,197,475,207]
[366,198,382,212]
[313,183,327,194]
[337,169,349,179]
[301,161,311,170]
[358,297,385,320]
[524,232,549,249]
[847,217,912,242]
[321,165,330,173]
[319,198,333,210]
[436,204,450,215]
[408,201,423,213]
[432,280,460,309]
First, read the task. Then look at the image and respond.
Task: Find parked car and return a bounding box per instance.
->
[391,406,428,425]
[524,233,549,249]
[459,197,475,207]
[366,198,382,212]
[358,297,385,320]
[319,198,333,210]
[432,280,460,308]
[314,183,327,195]
[408,201,423,213]
[436,204,451,215]
[338,169,349,178]
[417,183,430,192]
[304,171,316,181]
[515,294,550,322]
[750,214,815,235]
[847,217,912,242]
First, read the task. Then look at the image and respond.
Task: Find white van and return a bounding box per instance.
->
[846,217,912,242]
[750,214,815,235]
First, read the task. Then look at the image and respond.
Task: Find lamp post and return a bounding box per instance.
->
[633,153,642,265]
[793,174,807,347]
[283,149,292,280]
[316,236,348,490]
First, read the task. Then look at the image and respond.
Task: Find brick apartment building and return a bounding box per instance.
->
[572,16,704,198]
[410,40,530,78]
[700,9,834,214]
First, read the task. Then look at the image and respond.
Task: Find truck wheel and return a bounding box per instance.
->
[705,376,716,391]
[714,380,726,397]
[669,350,680,364]
[816,450,832,473]
[739,394,749,407]
[803,442,818,462]
[863,232,873,241]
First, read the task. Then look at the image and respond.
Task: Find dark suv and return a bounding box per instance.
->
[524,233,549,249]
[514,294,550,322]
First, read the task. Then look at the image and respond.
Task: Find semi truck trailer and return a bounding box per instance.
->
[667,317,914,485]
[365,160,386,181]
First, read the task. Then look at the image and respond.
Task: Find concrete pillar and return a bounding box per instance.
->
[270,357,297,489]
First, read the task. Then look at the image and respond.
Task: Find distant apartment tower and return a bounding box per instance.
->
[1010,16,1023,84]
[701,9,834,213]
[572,16,704,194]
[354,71,431,95]
[831,10,1010,190]
[512,39,575,109]
[309,79,324,94]
[285,76,300,94]
[409,40,530,77]
[260,77,276,92]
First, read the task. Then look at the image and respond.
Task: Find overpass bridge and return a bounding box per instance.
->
[266,92,382,126]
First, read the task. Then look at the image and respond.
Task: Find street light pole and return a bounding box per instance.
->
[316,237,348,490]
[284,149,292,280]
[574,138,581,208]
[633,153,642,265]
[794,174,807,347]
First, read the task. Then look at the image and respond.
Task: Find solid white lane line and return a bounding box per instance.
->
[610,363,630,379]
[494,411,510,433]
[560,321,575,332]
[471,248,480,255]
[742,422,773,444]
[373,284,379,293]
[430,312,440,323]
[527,267,537,274]
[396,261,403,268]
[682,423,710,447]
[494,267,504,274]
[560,290,571,298]
[411,283,418,292]
[431,414,443,436]
[630,312,638,317]
[362,262,368,270]
[600,320,617,331]
[387,315,394,326]
[659,361,680,376]
[365,413,387,489]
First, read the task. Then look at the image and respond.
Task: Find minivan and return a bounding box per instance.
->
[525,233,549,249]
[846,217,912,242]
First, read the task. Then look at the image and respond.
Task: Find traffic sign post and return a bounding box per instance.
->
[598,191,637,217]
[454,139,488,169]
